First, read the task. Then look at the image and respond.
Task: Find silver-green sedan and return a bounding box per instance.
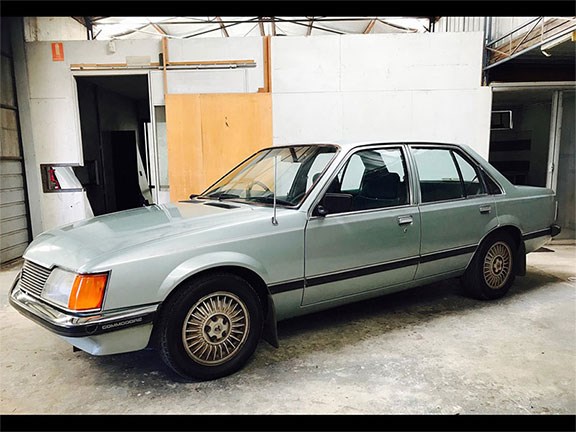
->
[9,142,561,380]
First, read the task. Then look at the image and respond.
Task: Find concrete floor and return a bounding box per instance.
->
[1,243,575,415]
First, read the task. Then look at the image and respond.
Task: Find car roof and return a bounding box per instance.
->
[279,140,464,151]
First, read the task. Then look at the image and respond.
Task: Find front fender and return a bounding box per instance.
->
[156,251,271,301]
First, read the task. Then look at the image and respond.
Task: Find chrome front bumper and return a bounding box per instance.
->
[9,275,158,338]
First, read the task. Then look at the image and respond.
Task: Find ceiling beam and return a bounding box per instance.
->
[151,23,167,36]
[364,19,376,34]
[258,17,265,36]
[274,17,344,35]
[306,16,314,36]
[183,17,258,39]
[216,16,230,37]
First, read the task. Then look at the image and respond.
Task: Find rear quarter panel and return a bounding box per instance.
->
[495,186,556,252]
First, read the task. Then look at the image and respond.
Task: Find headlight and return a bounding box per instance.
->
[42,268,77,308]
[42,268,108,311]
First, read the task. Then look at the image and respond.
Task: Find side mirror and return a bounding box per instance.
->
[314,193,353,217]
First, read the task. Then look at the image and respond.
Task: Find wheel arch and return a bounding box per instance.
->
[156,254,279,348]
[475,224,525,276]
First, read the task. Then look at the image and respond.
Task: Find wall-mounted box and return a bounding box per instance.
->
[40,164,83,193]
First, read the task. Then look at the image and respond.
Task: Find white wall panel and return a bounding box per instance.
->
[169,37,264,91]
[275,88,492,159]
[167,69,247,94]
[26,44,72,99]
[340,33,483,91]
[29,98,82,163]
[150,71,164,106]
[272,32,490,157]
[169,37,261,62]
[272,93,342,144]
[410,88,492,158]
[40,192,91,231]
[341,91,414,142]
[65,39,162,65]
[272,36,340,93]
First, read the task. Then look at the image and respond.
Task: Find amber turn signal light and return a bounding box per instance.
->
[68,273,108,311]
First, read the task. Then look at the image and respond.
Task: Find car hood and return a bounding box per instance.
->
[24,201,263,271]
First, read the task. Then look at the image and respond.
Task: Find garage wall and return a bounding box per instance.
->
[271,32,492,159]
[17,29,493,236]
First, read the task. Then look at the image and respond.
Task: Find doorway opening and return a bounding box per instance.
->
[75,75,153,216]
[489,87,575,239]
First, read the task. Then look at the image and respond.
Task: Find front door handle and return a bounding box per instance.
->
[479,205,492,214]
[397,215,413,226]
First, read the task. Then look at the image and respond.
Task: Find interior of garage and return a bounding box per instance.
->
[75,75,152,215]
[0,14,575,418]
[490,88,575,239]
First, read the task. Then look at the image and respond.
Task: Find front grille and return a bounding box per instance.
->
[20,260,52,297]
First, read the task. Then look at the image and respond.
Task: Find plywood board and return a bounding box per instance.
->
[200,93,272,192]
[166,93,272,201]
[165,94,203,202]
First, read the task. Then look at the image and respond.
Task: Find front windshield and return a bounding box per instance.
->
[199,145,338,207]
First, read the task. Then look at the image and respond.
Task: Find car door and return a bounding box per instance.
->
[410,145,499,280]
[303,145,420,306]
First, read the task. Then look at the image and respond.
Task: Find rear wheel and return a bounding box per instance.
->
[462,231,516,300]
[157,273,263,380]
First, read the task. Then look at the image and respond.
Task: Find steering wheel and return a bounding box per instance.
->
[246,180,272,198]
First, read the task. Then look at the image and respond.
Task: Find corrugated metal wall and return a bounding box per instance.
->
[1,19,31,264]
[437,17,487,33]
[435,16,540,44]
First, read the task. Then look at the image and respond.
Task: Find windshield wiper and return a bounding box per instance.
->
[247,195,293,206]
[200,192,240,201]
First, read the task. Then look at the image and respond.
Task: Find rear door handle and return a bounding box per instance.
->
[479,205,492,214]
[397,215,413,225]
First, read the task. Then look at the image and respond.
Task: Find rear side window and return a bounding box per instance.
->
[482,171,503,195]
[413,148,462,203]
[453,152,486,197]
[413,147,486,203]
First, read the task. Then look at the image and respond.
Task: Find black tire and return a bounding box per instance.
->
[157,272,263,381]
[462,231,516,300]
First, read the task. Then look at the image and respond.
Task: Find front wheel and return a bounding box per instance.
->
[462,231,516,300]
[157,273,263,381]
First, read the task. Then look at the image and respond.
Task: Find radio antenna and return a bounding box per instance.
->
[271,153,278,226]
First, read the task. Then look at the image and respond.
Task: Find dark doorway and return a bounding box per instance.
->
[75,75,152,216]
[489,90,553,187]
[107,131,144,211]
